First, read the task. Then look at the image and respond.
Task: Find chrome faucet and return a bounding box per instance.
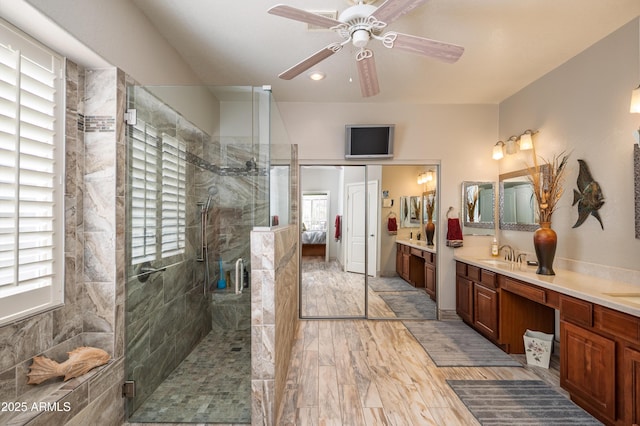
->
[499,245,515,261]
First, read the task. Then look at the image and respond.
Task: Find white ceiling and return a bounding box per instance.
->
[128,0,640,104]
[15,0,640,104]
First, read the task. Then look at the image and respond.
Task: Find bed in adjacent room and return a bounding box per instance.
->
[301,228,326,256]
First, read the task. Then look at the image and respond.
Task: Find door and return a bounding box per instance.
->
[346,180,378,276]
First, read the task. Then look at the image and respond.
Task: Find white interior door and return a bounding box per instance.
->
[346,180,378,276]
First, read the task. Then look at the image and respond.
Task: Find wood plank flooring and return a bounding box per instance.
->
[278,319,564,425]
[300,257,413,318]
[293,258,567,425]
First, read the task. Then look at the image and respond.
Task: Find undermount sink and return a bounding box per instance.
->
[478,258,511,266]
[602,293,640,305]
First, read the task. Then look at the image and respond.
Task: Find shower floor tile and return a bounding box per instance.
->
[129,329,251,424]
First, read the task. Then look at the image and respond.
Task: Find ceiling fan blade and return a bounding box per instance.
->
[356,50,380,98]
[268,5,342,29]
[278,43,342,80]
[383,32,464,63]
[370,0,428,25]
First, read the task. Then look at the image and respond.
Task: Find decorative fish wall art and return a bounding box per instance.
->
[572,159,605,229]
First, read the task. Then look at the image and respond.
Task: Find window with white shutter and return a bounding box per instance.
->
[129,124,186,266]
[0,20,64,326]
[129,119,158,265]
[160,134,186,258]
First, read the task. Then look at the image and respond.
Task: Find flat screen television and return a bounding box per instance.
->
[345,124,395,159]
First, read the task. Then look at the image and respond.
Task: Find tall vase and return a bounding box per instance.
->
[533,222,557,275]
[425,220,435,246]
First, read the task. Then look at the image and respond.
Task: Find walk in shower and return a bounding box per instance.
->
[124,85,291,423]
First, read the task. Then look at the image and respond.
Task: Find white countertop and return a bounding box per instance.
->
[453,251,640,317]
[396,238,437,254]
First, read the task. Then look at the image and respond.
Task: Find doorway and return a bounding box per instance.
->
[299,164,439,320]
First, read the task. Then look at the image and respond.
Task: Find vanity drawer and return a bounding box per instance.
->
[594,305,640,344]
[501,277,546,304]
[410,247,423,257]
[467,265,481,281]
[423,251,434,264]
[456,262,467,277]
[560,295,593,328]
[480,270,497,289]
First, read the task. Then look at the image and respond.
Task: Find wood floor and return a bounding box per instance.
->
[300,257,416,318]
[289,258,566,425]
[278,319,563,426]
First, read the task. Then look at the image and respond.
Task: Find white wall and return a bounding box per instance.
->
[498,17,640,273]
[278,102,499,313]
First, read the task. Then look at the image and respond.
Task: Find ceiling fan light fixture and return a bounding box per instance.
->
[308,71,326,81]
[352,29,370,48]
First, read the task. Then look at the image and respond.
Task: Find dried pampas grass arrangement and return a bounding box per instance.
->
[527,144,570,224]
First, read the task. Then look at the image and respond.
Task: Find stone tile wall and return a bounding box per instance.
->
[250,224,299,426]
[0,63,126,425]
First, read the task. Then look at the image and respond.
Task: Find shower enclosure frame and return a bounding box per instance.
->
[123,84,287,423]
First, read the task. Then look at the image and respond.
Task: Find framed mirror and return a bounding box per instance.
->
[461,181,495,235]
[499,165,549,231]
[423,190,436,223]
[399,195,422,228]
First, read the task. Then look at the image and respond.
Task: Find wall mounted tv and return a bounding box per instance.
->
[345,124,395,159]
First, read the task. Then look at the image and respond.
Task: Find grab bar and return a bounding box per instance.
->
[235,258,244,295]
[196,202,206,262]
[136,261,166,283]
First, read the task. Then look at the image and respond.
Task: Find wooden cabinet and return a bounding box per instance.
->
[624,346,640,426]
[473,283,498,341]
[456,276,473,323]
[455,261,498,342]
[456,259,640,424]
[425,259,436,299]
[561,320,616,423]
[395,243,437,300]
[422,251,436,300]
[395,243,410,282]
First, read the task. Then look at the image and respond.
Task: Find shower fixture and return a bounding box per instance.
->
[246,157,256,171]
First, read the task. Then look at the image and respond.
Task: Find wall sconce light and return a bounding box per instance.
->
[519,130,535,150]
[630,84,640,113]
[492,141,505,160]
[631,85,640,145]
[505,135,519,155]
[492,129,538,160]
[417,170,434,185]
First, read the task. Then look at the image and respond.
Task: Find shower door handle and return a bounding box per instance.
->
[136,261,166,283]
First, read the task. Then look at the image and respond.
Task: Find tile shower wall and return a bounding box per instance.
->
[0,63,126,425]
[251,223,299,425]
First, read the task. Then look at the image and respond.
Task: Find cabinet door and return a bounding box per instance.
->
[425,263,436,300]
[401,252,410,281]
[396,245,402,276]
[456,276,473,323]
[473,283,498,341]
[624,346,640,426]
[560,321,616,423]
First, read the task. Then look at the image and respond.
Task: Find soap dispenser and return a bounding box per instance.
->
[491,238,499,257]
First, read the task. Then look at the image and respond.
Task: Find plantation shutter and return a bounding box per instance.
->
[129,119,158,265]
[0,20,64,325]
[160,134,186,258]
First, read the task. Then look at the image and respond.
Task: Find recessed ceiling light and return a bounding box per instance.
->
[308,71,326,81]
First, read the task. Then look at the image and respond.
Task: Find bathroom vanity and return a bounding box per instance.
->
[454,253,640,426]
[396,240,437,300]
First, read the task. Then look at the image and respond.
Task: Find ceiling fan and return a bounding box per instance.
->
[267,0,464,97]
